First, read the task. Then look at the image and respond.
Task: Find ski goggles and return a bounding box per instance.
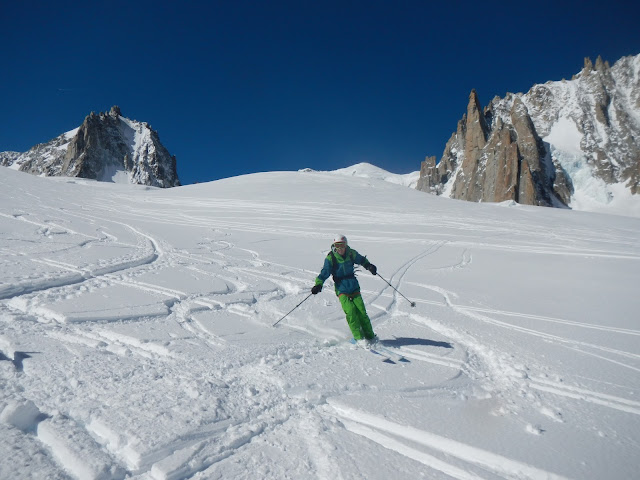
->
[333,242,347,249]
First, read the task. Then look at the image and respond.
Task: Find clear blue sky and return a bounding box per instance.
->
[2,1,638,185]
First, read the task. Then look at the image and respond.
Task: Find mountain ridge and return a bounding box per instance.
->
[417,54,640,212]
[1,106,180,188]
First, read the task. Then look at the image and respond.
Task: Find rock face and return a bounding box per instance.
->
[417,54,640,208]
[1,106,180,187]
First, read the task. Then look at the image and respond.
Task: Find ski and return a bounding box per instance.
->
[350,339,396,364]
[368,347,396,364]
[374,343,410,363]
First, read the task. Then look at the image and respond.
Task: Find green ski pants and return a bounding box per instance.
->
[339,293,375,340]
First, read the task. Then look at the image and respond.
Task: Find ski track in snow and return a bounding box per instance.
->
[406,281,640,419]
[328,403,571,480]
[1,169,639,479]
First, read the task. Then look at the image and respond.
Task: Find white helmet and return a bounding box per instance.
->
[333,234,347,245]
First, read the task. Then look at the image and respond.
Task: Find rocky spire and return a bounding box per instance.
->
[465,89,489,153]
[416,90,565,206]
[583,57,594,73]
[595,55,610,72]
[417,54,640,208]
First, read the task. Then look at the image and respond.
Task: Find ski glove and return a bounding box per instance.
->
[367,264,377,275]
[311,284,322,295]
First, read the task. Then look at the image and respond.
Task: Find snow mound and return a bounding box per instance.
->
[301,162,420,188]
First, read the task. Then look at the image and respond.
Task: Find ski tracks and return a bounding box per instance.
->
[528,377,640,416]
[406,282,640,422]
[136,347,342,480]
[369,240,446,314]
[328,403,571,480]
[382,343,465,370]
[0,216,160,302]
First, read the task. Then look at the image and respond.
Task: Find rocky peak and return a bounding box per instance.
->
[465,89,490,158]
[583,56,594,73]
[595,55,610,72]
[417,53,640,209]
[1,107,180,187]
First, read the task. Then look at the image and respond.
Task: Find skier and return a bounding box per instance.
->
[311,235,378,344]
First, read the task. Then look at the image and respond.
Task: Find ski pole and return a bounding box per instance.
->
[376,273,416,307]
[273,293,313,327]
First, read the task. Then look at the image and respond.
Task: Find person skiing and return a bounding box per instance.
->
[311,235,378,344]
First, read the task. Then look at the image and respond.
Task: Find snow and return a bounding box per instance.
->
[99,164,131,184]
[304,162,421,188]
[568,179,640,217]
[1,166,639,479]
[64,127,80,141]
[544,116,640,217]
[544,117,583,155]
[442,159,463,198]
[119,116,155,172]
[7,160,22,171]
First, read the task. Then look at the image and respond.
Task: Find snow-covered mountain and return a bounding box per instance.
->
[1,166,639,479]
[302,162,420,188]
[417,54,640,215]
[1,106,180,188]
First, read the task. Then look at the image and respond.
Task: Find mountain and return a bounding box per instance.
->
[417,54,640,213]
[1,106,180,188]
[301,162,420,188]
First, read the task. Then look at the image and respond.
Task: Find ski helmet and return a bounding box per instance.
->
[333,234,347,245]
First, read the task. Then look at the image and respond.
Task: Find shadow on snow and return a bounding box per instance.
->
[381,337,453,349]
[0,351,36,372]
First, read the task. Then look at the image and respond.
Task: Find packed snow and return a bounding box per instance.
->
[1,166,639,480]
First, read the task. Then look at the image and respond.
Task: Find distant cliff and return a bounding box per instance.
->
[1,106,180,188]
[417,54,640,209]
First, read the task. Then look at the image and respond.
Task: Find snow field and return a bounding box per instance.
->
[1,167,639,479]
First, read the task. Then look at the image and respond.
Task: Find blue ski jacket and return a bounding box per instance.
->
[315,246,372,296]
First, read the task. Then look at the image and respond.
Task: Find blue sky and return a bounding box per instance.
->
[1,1,638,185]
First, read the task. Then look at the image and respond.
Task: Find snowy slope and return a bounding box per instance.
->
[304,162,420,188]
[1,167,639,479]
